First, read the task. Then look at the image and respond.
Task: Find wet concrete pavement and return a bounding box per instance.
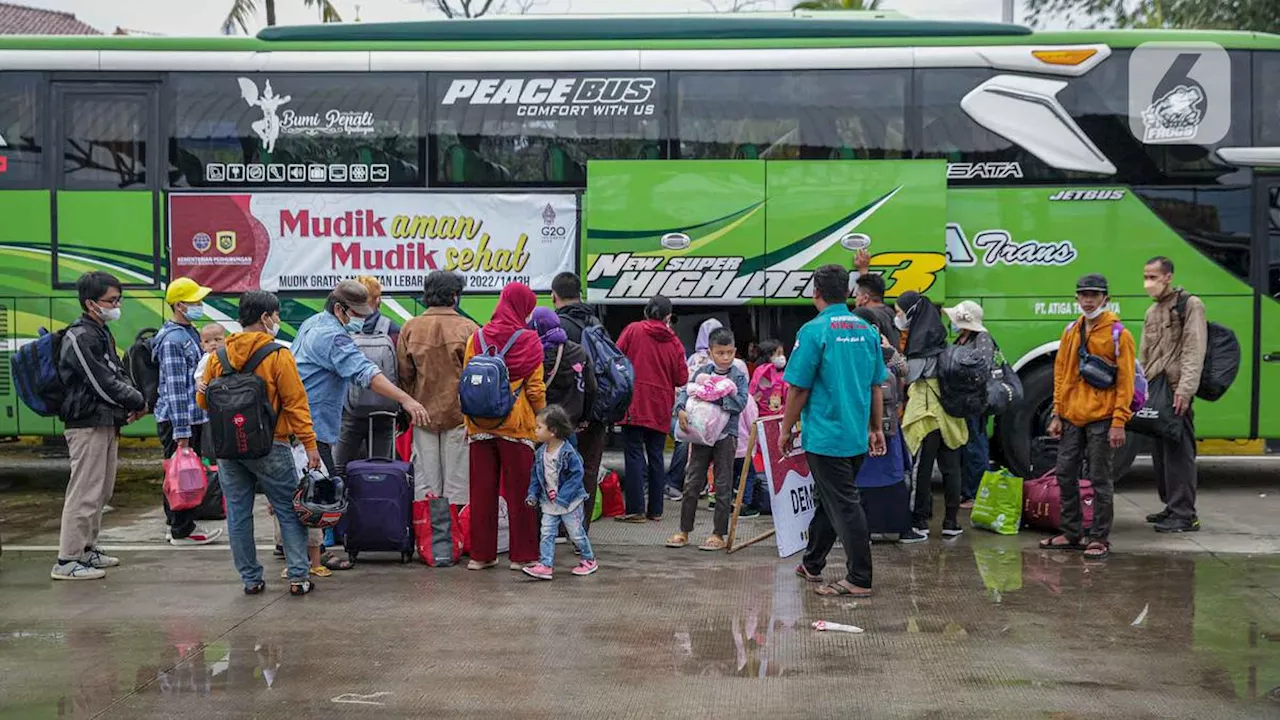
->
[2,454,1280,718]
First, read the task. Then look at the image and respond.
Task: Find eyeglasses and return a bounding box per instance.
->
[97,296,122,307]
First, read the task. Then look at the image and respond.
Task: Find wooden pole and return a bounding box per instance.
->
[726,423,776,553]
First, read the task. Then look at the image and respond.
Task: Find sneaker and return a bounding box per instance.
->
[170,526,223,547]
[911,526,930,538]
[664,486,683,501]
[243,581,266,595]
[50,560,105,581]
[899,529,928,544]
[81,547,120,568]
[1154,517,1200,533]
[941,520,964,537]
[571,559,598,576]
[522,563,554,580]
[289,580,313,596]
[1146,509,1171,524]
[738,506,761,518]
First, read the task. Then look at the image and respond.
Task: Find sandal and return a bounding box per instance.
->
[698,535,727,552]
[467,559,499,571]
[243,581,266,596]
[1083,540,1111,560]
[1038,534,1082,551]
[794,564,822,583]
[665,532,688,549]
[815,582,872,598]
[321,552,353,571]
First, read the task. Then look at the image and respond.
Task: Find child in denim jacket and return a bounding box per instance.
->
[524,405,598,580]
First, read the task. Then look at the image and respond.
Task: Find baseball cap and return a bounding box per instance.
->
[165,277,212,305]
[331,280,374,317]
[1075,273,1109,294]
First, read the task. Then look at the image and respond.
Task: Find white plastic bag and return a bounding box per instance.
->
[675,398,730,446]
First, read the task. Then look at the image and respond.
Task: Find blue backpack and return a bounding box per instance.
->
[459,329,527,421]
[579,324,634,424]
[12,327,66,417]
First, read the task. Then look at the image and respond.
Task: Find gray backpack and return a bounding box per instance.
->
[345,316,399,419]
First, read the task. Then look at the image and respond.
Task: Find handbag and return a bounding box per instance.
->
[163,447,208,512]
[1127,375,1182,442]
[986,341,1023,415]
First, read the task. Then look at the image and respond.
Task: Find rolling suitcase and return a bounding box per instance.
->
[342,412,415,563]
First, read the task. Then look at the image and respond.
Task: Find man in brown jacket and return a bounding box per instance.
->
[397,271,479,505]
[1139,256,1207,533]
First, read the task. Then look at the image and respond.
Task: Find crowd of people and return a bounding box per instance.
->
[48,249,1208,598]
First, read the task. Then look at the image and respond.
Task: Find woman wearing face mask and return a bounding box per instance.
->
[943,301,999,509]
[854,332,924,543]
[462,283,547,571]
[896,291,969,540]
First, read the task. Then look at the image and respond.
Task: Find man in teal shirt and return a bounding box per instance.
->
[781,264,885,598]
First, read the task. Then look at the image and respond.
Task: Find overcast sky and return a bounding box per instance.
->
[21,0,1045,36]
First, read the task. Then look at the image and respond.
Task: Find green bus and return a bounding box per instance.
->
[0,13,1277,478]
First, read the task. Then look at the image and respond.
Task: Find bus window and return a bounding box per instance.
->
[1258,53,1280,146]
[1061,50,1252,186]
[429,73,666,187]
[1134,186,1253,285]
[169,73,423,188]
[61,94,148,190]
[675,70,907,161]
[0,73,42,187]
[917,68,1063,184]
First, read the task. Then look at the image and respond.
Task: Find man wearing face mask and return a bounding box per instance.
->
[1042,274,1136,560]
[153,277,224,546]
[1139,257,1207,533]
[292,280,430,478]
[51,272,147,581]
[852,249,900,350]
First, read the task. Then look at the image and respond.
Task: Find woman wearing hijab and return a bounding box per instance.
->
[462,283,547,571]
[855,334,925,543]
[617,296,689,522]
[528,306,600,527]
[896,291,969,540]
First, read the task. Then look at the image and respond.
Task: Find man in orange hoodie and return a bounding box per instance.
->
[197,291,321,596]
[1043,274,1136,560]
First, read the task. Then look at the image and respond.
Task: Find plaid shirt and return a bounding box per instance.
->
[152,322,207,439]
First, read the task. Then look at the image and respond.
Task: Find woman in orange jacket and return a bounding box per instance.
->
[462,283,547,571]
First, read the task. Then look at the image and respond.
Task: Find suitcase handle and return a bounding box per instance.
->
[366,411,398,462]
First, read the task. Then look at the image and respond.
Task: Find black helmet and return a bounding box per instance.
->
[293,469,347,529]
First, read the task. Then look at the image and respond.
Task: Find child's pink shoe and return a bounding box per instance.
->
[571,559,599,576]
[522,563,554,580]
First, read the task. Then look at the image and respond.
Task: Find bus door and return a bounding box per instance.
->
[1257,179,1280,438]
[50,81,162,290]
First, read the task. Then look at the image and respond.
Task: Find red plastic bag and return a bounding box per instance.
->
[457,503,471,556]
[413,495,461,567]
[163,447,208,512]
[1022,473,1093,533]
[599,470,625,518]
[396,429,413,463]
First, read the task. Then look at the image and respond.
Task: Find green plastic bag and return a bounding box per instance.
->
[970,469,1022,535]
[592,486,603,522]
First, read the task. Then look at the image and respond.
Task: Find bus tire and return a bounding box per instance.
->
[996,361,1054,480]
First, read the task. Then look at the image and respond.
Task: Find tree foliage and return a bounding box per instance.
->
[222,0,342,35]
[792,0,884,10]
[421,0,547,18]
[1024,0,1280,33]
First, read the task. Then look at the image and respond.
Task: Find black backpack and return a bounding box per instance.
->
[206,344,284,460]
[937,342,991,418]
[1175,293,1239,402]
[126,328,161,410]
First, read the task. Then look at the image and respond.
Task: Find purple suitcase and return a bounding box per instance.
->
[342,412,414,563]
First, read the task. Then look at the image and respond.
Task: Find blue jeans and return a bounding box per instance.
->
[666,440,687,492]
[219,442,310,585]
[961,414,990,501]
[539,505,594,568]
[622,426,666,517]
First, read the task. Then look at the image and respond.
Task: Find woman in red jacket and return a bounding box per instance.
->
[616,295,689,522]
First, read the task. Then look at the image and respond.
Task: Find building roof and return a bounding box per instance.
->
[0,1,101,35]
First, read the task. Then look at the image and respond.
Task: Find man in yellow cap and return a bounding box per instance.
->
[155,277,223,546]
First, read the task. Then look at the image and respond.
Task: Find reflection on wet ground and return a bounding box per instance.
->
[2,540,1279,718]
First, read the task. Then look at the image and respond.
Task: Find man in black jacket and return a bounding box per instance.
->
[51,272,146,581]
[552,272,608,531]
